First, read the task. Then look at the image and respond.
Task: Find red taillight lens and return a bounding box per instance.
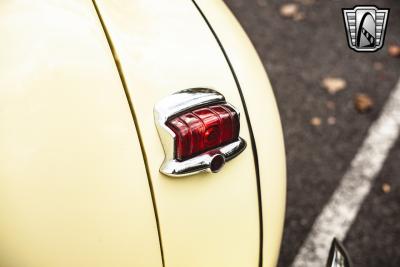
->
[166,104,239,161]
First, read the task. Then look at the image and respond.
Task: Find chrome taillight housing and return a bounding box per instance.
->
[154,88,246,177]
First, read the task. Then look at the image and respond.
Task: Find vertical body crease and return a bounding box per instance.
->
[191,1,264,266]
[91,1,165,266]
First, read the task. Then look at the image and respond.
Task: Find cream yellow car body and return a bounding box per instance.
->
[0,1,285,266]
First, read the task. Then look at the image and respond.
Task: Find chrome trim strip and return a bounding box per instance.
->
[160,138,246,177]
[326,239,352,267]
[154,88,246,177]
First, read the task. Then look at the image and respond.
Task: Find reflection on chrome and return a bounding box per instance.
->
[154,88,246,177]
[326,239,352,267]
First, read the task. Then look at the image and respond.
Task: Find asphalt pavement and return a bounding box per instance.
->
[223,0,400,266]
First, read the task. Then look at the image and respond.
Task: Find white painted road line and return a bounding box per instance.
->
[291,78,400,267]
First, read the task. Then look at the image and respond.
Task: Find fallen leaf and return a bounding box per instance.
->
[310,117,322,126]
[322,77,347,94]
[280,3,299,18]
[354,93,374,113]
[382,183,391,193]
[327,116,336,125]
[388,45,400,57]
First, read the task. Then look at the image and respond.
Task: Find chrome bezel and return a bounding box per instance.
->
[154,88,246,177]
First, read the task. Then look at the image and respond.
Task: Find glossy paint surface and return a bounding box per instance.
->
[0,1,162,266]
[0,0,286,266]
[94,1,261,266]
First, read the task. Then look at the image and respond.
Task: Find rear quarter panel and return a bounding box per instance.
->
[94,0,286,266]
[93,0,261,266]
